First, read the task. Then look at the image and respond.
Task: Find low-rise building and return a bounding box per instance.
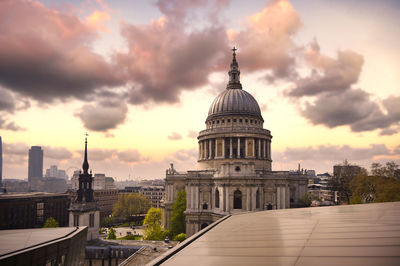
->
[0,227,87,266]
[0,192,70,229]
[94,189,118,220]
[119,186,141,194]
[140,186,165,208]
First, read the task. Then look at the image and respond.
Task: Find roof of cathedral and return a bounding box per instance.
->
[207,48,263,121]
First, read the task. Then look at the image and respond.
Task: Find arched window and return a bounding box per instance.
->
[202,203,208,210]
[256,189,260,209]
[233,189,242,209]
[215,188,220,208]
[201,223,208,230]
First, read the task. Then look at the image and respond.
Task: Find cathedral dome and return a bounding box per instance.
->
[207,47,263,121]
[207,88,263,120]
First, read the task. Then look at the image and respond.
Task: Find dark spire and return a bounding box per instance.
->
[82,133,89,174]
[76,132,94,203]
[227,46,242,90]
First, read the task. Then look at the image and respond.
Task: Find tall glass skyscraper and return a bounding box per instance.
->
[28,146,43,181]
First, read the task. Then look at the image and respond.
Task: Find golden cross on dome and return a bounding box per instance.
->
[232,46,237,54]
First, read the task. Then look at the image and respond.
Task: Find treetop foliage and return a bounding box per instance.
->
[43,217,59,228]
[169,189,186,237]
[107,227,117,240]
[112,193,151,219]
[371,161,400,178]
[143,208,169,241]
[329,160,400,204]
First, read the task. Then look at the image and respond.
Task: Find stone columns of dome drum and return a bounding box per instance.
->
[198,142,201,160]
[203,140,207,160]
[238,138,241,158]
[263,139,267,159]
[245,138,248,157]
[208,139,212,159]
[258,139,261,158]
[201,141,204,160]
[229,138,233,158]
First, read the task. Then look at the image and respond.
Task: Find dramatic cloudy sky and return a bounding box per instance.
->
[1,0,399,180]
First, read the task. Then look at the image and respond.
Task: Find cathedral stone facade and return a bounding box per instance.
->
[164,48,308,236]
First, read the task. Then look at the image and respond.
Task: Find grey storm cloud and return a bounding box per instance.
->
[75,148,117,161]
[0,0,123,103]
[76,99,128,132]
[168,132,183,140]
[162,148,198,164]
[288,39,400,134]
[0,88,16,112]
[0,0,307,116]
[3,142,29,156]
[117,149,142,163]
[288,48,364,97]
[301,89,378,128]
[283,144,395,162]
[3,142,72,161]
[380,127,399,136]
[117,23,228,105]
[174,149,197,161]
[301,90,400,133]
[0,118,24,131]
[230,0,302,80]
[43,146,73,160]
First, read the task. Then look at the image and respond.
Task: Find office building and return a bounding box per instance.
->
[28,146,43,181]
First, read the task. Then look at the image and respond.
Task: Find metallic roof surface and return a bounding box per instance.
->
[207,88,263,120]
[154,202,400,266]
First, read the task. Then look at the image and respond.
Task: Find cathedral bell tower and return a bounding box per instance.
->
[77,136,94,202]
[69,134,100,240]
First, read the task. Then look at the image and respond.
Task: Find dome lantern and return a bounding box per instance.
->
[227,46,242,90]
[206,47,263,122]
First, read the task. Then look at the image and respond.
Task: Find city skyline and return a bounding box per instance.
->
[0,0,399,180]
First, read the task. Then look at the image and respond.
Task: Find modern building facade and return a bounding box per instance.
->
[0,192,70,229]
[69,137,100,240]
[164,48,308,236]
[28,146,43,182]
[45,165,67,180]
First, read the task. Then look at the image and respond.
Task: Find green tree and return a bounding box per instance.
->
[329,160,366,204]
[101,216,115,228]
[169,189,186,237]
[173,233,187,242]
[299,193,319,207]
[112,193,151,220]
[43,217,59,228]
[350,173,400,203]
[143,208,168,241]
[371,161,399,178]
[107,227,117,240]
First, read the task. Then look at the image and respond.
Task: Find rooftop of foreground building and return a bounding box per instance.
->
[148,201,400,266]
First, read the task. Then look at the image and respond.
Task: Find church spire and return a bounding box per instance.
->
[227,46,242,89]
[82,133,89,174]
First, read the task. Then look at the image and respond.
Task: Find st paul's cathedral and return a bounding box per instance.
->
[164,48,308,236]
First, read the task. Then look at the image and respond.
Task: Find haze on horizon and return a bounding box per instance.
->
[0,0,399,181]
